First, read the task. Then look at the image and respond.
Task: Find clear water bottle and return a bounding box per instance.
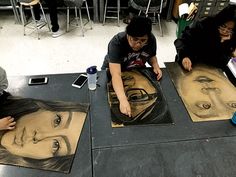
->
[86,66,97,90]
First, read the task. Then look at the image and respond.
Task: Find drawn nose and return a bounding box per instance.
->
[32,131,47,143]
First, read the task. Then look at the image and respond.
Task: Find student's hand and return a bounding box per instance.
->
[0,116,16,130]
[182,57,192,71]
[119,99,131,117]
[153,67,162,80]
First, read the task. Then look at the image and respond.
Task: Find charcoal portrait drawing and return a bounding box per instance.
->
[0,97,89,173]
[166,62,236,122]
[107,69,172,127]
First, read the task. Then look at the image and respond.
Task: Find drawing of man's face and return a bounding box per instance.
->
[123,71,157,118]
[109,70,157,123]
[1,110,86,159]
[178,67,236,120]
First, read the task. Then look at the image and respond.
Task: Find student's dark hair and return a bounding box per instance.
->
[215,4,236,28]
[126,16,152,37]
[0,146,73,173]
[0,97,88,120]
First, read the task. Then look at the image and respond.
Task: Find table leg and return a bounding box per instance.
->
[93,0,99,22]
[99,0,104,22]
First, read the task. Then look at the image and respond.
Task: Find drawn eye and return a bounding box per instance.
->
[194,76,213,83]
[53,114,62,128]
[202,103,211,109]
[52,139,60,156]
[129,93,148,101]
[196,102,211,109]
[127,90,149,102]
[227,102,236,108]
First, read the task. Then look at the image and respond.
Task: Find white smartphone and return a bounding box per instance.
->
[72,74,88,88]
[28,77,48,85]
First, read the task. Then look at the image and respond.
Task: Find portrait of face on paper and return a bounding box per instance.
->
[107,69,173,127]
[0,97,89,173]
[166,62,236,122]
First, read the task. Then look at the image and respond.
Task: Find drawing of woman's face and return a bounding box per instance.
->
[0,110,86,159]
[178,67,236,120]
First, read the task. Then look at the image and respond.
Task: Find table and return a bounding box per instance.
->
[90,69,236,176]
[3,68,236,176]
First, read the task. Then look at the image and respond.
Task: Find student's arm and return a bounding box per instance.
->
[174,21,204,71]
[109,63,131,117]
[174,36,193,71]
[0,116,16,130]
[148,56,162,80]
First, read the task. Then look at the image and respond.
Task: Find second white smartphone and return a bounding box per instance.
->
[28,77,48,85]
[72,74,88,88]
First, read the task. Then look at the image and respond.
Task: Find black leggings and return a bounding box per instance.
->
[33,0,59,32]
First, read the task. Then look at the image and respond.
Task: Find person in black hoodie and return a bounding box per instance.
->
[174,4,236,86]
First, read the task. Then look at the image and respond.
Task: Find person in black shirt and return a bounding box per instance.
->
[102,16,162,117]
[174,4,236,86]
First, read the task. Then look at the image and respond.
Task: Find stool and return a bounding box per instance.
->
[65,0,93,37]
[103,0,120,27]
[19,0,50,40]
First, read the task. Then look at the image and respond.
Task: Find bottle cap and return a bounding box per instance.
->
[86,66,97,74]
[231,112,236,125]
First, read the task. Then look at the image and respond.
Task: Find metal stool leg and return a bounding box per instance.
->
[75,7,80,26]
[20,4,26,36]
[138,10,142,16]
[39,2,50,32]
[78,7,84,36]
[103,0,108,25]
[85,0,92,29]
[67,7,70,32]
[117,0,120,27]
[157,13,163,37]
[30,5,40,40]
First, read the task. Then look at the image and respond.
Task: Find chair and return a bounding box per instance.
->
[19,0,50,39]
[129,0,167,36]
[64,0,92,36]
[103,0,120,27]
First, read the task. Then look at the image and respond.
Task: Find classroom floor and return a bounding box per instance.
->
[0,10,177,77]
